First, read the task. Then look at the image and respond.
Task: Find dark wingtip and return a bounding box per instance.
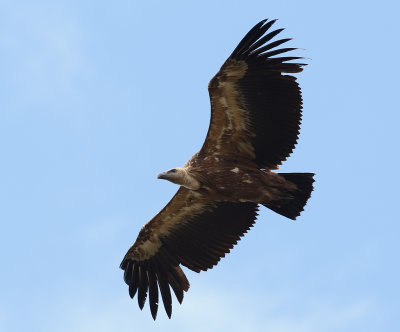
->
[259,18,268,25]
[148,267,159,320]
[166,309,172,319]
[150,303,158,320]
[137,265,149,310]
[121,254,191,319]
[120,258,128,270]
[230,18,297,62]
[176,291,184,304]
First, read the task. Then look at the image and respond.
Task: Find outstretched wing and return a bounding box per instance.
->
[120,187,258,319]
[200,19,305,169]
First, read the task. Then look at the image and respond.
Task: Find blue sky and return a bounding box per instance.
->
[1,0,399,331]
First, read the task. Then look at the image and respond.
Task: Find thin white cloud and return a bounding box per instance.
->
[178,286,372,332]
[37,285,372,332]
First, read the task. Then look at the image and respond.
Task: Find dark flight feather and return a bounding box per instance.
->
[156,265,173,318]
[120,188,259,319]
[147,267,159,319]
[137,264,149,310]
[201,19,306,169]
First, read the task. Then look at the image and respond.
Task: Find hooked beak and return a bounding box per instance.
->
[157,172,167,180]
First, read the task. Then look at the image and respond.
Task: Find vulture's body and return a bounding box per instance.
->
[120,19,314,319]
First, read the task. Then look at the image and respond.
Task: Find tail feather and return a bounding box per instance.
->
[263,173,315,220]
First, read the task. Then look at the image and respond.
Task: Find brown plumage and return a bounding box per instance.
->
[120,19,315,319]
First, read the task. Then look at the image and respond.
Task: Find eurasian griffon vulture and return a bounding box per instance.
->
[120,18,314,319]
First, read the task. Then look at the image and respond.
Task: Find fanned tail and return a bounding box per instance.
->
[263,173,315,220]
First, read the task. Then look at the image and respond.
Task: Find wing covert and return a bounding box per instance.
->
[201,19,306,169]
[120,187,259,319]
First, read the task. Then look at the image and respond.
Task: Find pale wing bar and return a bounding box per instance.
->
[231,19,305,168]
[121,197,258,319]
[204,19,306,168]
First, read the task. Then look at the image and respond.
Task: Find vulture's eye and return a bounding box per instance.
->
[170,169,177,173]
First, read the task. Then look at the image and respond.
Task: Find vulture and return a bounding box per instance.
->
[120,18,314,319]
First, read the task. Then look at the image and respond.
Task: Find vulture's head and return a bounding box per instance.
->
[157,167,201,190]
[157,168,181,182]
